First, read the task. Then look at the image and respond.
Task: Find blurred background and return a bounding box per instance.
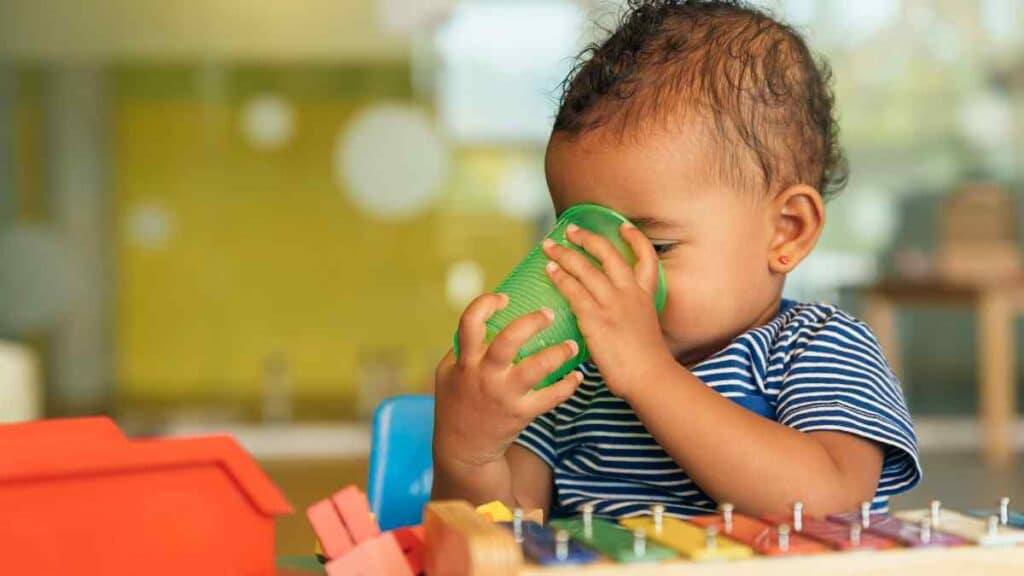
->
[1,0,1023,554]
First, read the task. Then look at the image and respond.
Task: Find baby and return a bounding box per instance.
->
[432,0,920,520]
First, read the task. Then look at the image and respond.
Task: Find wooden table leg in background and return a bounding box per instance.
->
[977,290,1016,469]
[864,293,902,380]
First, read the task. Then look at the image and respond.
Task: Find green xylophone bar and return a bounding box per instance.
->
[550,514,677,564]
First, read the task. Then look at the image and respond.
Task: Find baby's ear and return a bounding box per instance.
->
[767,184,825,273]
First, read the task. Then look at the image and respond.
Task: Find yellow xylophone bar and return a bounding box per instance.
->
[620,516,754,562]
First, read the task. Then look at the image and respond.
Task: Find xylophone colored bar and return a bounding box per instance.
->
[500,521,601,566]
[689,511,828,555]
[970,510,1024,530]
[549,516,677,563]
[620,514,754,561]
[896,504,1024,547]
[761,514,898,551]
[828,511,968,548]
[969,497,1024,530]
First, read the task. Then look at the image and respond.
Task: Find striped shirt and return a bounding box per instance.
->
[514,299,921,519]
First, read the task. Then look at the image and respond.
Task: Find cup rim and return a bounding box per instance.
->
[556,203,668,314]
[558,202,630,224]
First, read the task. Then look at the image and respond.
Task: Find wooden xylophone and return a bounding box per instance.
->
[431,498,1024,576]
[306,487,1024,575]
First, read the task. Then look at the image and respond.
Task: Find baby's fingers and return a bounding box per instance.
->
[483,307,555,369]
[512,340,580,392]
[621,223,660,295]
[566,225,633,287]
[456,293,509,364]
[518,371,584,418]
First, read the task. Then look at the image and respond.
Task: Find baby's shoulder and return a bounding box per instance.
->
[762,300,882,358]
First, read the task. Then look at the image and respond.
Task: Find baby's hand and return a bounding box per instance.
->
[433,293,583,471]
[542,223,672,401]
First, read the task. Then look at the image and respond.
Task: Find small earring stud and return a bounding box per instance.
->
[779,255,791,265]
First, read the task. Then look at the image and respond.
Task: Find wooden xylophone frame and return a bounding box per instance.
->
[517,545,1024,575]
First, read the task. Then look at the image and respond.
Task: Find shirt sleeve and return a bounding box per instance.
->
[514,410,558,469]
[775,310,922,498]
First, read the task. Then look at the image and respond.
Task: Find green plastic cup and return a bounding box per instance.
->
[453,203,668,389]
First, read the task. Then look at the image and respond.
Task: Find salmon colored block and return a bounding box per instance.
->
[306,498,355,559]
[0,417,292,576]
[393,525,426,574]
[690,513,828,556]
[393,524,425,547]
[324,532,413,576]
[331,485,381,544]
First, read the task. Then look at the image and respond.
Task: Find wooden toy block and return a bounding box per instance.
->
[393,524,425,551]
[424,500,522,576]
[475,501,544,524]
[393,525,426,574]
[500,521,601,566]
[549,516,676,563]
[331,485,381,544]
[324,532,412,576]
[477,501,514,522]
[690,512,828,556]
[620,515,753,561]
[762,514,899,551]
[828,511,968,548]
[895,508,1024,547]
[306,498,355,559]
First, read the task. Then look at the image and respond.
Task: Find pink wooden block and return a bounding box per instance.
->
[331,485,381,544]
[325,533,413,576]
[306,498,355,559]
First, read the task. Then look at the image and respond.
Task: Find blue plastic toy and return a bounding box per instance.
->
[367,394,435,531]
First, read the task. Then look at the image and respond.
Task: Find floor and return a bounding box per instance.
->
[264,451,1024,555]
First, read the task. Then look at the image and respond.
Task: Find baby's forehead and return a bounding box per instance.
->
[545,124,759,212]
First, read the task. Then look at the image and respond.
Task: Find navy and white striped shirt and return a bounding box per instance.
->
[514,299,921,519]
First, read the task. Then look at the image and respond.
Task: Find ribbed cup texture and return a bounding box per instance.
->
[454,204,666,389]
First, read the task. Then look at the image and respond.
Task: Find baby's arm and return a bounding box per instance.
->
[625,360,884,516]
[431,294,580,510]
[430,439,553,512]
[540,225,898,516]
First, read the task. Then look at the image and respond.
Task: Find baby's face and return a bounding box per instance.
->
[545,130,786,366]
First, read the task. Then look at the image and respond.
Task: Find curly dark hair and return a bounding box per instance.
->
[553,0,848,198]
